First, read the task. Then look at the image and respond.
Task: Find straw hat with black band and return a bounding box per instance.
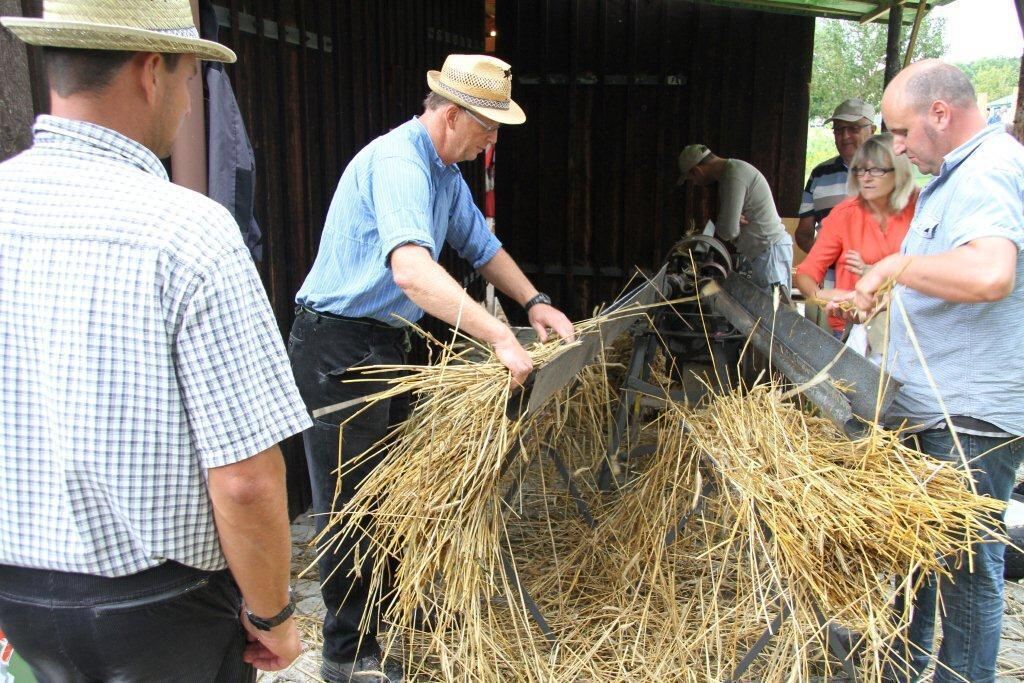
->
[1,0,236,63]
[427,54,525,126]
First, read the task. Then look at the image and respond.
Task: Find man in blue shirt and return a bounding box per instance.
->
[289,54,573,683]
[844,60,1024,683]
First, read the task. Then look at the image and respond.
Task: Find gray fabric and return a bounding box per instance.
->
[206,62,262,262]
[715,158,788,259]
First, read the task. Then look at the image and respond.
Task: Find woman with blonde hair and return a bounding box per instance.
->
[795,133,918,338]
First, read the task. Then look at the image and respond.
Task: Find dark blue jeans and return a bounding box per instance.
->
[889,430,1024,683]
[287,308,410,668]
[0,562,252,683]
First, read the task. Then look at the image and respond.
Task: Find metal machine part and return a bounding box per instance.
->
[659,234,745,392]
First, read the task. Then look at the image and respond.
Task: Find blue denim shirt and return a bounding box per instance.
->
[296,117,502,325]
[887,124,1024,434]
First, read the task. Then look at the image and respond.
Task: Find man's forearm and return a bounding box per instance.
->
[477,248,538,306]
[879,238,1017,303]
[208,446,293,618]
[391,244,513,345]
[795,216,816,253]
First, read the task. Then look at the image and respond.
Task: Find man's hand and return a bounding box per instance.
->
[527,304,575,343]
[493,332,533,386]
[241,613,302,671]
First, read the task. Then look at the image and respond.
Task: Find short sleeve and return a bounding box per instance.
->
[716,173,744,241]
[798,175,816,217]
[371,156,437,264]
[945,166,1024,251]
[175,247,311,469]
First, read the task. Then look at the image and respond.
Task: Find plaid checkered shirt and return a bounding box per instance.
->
[0,116,312,577]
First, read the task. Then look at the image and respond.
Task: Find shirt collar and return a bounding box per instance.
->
[409,116,459,177]
[937,123,1003,177]
[32,115,168,181]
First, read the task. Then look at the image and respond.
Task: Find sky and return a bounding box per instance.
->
[931,0,1023,63]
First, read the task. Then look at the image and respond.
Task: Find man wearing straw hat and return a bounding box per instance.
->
[290,54,574,682]
[0,1,310,680]
[841,60,1024,682]
[677,144,793,298]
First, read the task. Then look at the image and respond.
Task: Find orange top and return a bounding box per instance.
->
[796,193,917,331]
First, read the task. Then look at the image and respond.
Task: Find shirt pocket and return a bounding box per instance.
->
[904,213,939,253]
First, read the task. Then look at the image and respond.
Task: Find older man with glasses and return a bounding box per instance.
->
[795,98,878,255]
[288,53,574,683]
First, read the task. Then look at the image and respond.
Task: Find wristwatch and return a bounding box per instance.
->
[245,590,295,631]
[523,292,552,312]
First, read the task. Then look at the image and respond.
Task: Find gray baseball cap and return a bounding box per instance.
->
[677,144,711,185]
[825,98,875,124]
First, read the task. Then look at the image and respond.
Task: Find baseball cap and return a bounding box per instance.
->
[825,98,875,124]
[677,144,711,185]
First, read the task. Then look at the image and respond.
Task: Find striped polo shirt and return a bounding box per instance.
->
[799,155,850,226]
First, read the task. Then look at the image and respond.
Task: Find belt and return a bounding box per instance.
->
[295,305,396,330]
[924,415,1006,434]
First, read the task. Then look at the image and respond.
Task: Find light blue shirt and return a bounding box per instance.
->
[296,117,502,325]
[887,124,1024,434]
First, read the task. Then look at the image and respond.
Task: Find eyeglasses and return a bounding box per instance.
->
[833,123,872,136]
[461,107,500,133]
[852,167,895,177]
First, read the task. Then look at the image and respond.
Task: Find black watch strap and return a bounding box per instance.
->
[246,590,295,631]
[523,292,552,312]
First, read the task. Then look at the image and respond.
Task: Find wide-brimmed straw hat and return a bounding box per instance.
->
[1,0,236,63]
[427,54,525,126]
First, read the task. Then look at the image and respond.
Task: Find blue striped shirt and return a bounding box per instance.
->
[296,117,502,324]
[887,124,1024,434]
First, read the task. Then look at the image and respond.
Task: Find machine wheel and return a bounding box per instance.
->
[1005,493,1024,580]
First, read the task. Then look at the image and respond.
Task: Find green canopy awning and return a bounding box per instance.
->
[691,0,955,23]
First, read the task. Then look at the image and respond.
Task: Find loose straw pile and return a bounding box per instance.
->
[310,308,1005,681]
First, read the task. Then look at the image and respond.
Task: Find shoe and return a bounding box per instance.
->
[321,654,405,683]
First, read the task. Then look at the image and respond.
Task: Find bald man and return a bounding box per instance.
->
[839,60,1024,683]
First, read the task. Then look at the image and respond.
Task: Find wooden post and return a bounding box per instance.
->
[0,0,34,162]
[902,1,927,69]
[883,3,904,88]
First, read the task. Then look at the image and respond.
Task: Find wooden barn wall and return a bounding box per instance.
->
[495,0,814,320]
[212,0,486,516]
[8,0,486,518]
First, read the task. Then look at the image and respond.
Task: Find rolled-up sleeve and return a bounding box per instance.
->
[716,174,745,242]
[372,156,437,265]
[444,175,502,268]
[795,213,844,285]
[946,164,1024,251]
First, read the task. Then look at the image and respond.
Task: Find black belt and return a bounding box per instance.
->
[925,415,1005,434]
[295,305,396,330]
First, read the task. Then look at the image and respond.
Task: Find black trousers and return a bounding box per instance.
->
[287,308,410,665]
[0,561,253,683]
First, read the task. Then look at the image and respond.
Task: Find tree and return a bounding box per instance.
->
[956,56,1021,101]
[809,16,946,122]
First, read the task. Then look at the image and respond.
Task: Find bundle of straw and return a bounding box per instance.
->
[309,304,1005,681]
